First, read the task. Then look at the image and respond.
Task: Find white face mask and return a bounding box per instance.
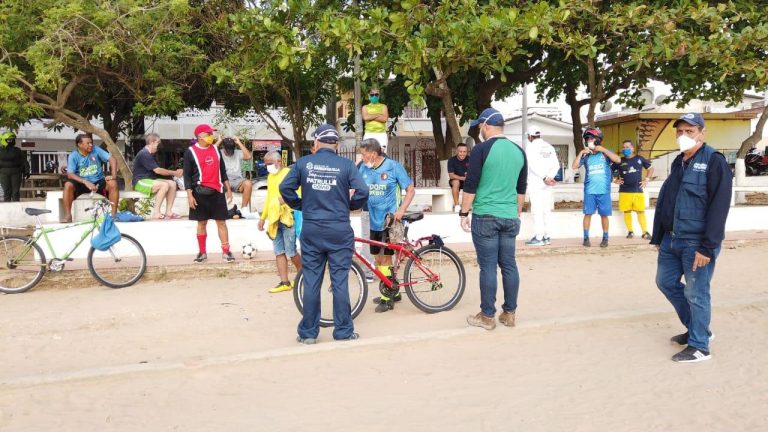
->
[586,140,596,150]
[676,135,697,152]
[266,164,278,174]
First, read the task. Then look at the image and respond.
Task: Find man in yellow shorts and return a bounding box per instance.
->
[613,139,654,239]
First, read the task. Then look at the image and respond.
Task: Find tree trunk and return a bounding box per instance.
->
[428,67,462,159]
[430,108,446,156]
[565,82,587,149]
[738,104,768,158]
[585,59,600,128]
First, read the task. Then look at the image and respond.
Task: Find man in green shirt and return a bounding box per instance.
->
[459,108,528,331]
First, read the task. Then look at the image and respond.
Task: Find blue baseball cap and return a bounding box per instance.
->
[673,112,705,128]
[469,108,505,127]
[313,124,339,143]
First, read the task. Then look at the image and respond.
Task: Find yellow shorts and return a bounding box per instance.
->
[618,192,646,212]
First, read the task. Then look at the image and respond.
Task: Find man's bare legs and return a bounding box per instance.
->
[105,179,119,217]
[450,179,461,207]
[162,179,178,216]
[62,182,76,222]
[238,180,253,211]
[150,181,170,219]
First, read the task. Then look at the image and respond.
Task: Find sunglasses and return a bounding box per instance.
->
[369,93,379,96]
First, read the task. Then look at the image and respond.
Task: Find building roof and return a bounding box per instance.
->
[596,111,757,127]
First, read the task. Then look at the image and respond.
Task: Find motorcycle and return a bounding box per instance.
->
[745,148,768,176]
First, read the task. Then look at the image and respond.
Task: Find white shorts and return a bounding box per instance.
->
[363,132,388,153]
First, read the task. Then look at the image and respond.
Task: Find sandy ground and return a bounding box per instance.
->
[1,241,768,431]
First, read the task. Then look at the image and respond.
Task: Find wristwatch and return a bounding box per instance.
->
[459,211,470,217]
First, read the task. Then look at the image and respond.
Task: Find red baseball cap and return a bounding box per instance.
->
[193,124,216,136]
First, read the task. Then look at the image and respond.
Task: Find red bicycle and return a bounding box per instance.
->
[293,212,466,327]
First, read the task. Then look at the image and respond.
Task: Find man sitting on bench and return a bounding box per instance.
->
[62,134,119,222]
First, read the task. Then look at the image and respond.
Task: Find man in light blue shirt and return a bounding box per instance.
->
[572,128,620,247]
[358,138,415,313]
[63,134,119,222]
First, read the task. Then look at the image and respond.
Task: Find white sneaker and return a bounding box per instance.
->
[454,205,461,213]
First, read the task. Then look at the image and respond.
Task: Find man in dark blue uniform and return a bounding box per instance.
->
[280,124,369,344]
[651,113,732,363]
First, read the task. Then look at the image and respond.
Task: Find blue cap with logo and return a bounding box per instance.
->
[470,108,505,127]
[673,112,705,129]
[313,124,340,143]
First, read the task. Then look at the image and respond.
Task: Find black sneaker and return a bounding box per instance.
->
[223,251,235,263]
[194,252,207,263]
[642,232,652,240]
[375,299,394,313]
[670,331,715,346]
[372,293,402,304]
[626,232,634,239]
[336,332,359,341]
[671,346,711,362]
[583,238,591,247]
[543,237,551,245]
[600,238,609,248]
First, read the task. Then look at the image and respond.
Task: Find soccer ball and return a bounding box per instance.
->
[241,243,257,259]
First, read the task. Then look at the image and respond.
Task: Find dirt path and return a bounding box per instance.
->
[1,242,767,431]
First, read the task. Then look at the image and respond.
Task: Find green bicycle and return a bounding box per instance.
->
[0,199,147,293]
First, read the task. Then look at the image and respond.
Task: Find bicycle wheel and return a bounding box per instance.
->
[0,236,46,294]
[403,244,466,313]
[293,260,368,327]
[87,234,147,288]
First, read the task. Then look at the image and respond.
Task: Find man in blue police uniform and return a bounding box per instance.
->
[280,124,369,344]
[651,112,732,363]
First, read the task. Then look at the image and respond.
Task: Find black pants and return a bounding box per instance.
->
[0,172,23,202]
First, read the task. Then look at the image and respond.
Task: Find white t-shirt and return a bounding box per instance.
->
[221,149,244,180]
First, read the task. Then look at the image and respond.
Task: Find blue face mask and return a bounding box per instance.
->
[369,95,379,104]
[622,148,632,157]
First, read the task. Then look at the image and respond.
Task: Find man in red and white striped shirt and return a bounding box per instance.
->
[183,124,235,263]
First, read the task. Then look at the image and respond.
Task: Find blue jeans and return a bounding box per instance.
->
[297,221,355,340]
[471,214,521,317]
[655,233,720,351]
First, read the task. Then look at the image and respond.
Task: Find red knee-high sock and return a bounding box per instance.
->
[197,234,207,254]
[221,242,230,254]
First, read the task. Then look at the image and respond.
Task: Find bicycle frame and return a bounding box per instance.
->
[30,217,99,261]
[6,201,108,266]
[353,235,441,290]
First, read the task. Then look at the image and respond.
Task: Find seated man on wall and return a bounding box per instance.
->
[447,142,469,212]
[63,134,119,222]
[133,133,184,220]
[220,136,253,214]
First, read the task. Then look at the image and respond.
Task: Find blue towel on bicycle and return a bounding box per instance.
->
[91,213,122,251]
[115,211,144,222]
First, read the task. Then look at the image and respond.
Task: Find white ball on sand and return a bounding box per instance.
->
[241,243,257,259]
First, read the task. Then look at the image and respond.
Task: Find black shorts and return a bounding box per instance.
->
[189,190,228,221]
[370,229,394,256]
[66,178,108,198]
[450,178,465,190]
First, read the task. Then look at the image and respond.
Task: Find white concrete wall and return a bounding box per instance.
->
[8,205,768,260]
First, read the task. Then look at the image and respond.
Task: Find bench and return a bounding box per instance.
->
[44,189,268,222]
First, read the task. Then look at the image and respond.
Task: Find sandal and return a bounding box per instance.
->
[164,213,182,220]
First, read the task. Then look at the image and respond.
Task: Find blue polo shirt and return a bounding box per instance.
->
[580,152,612,195]
[68,146,110,182]
[359,158,413,231]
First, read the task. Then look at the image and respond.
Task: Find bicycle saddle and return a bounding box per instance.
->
[402,212,424,223]
[25,208,52,216]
